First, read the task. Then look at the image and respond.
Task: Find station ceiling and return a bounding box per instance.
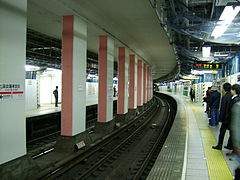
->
[27,0,176,80]
[27,0,240,82]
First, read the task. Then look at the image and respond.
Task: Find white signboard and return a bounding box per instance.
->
[0,83,24,101]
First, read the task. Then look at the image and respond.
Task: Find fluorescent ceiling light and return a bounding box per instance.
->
[179,79,191,82]
[182,75,199,80]
[25,65,40,71]
[211,6,240,39]
[214,52,229,57]
[191,69,217,75]
[87,74,98,78]
[42,68,62,75]
[202,47,211,57]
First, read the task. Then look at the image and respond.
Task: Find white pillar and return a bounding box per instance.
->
[143,63,147,104]
[117,47,129,115]
[0,0,27,164]
[137,60,143,106]
[150,68,153,99]
[147,66,150,102]
[141,62,144,104]
[98,35,114,122]
[129,54,137,109]
[61,15,87,136]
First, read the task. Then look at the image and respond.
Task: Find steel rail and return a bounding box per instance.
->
[33,99,157,180]
[133,97,171,179]
[75,99,160,180]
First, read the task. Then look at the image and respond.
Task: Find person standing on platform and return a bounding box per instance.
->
[212,83,232,150]
[204,87,211,113]
[113,85,117,97]
[230,84,240,179]
[208,86,221,126]
[53,86,58,107]
[190,87,195,102]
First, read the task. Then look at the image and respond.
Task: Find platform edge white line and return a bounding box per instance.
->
[181,102,188,180]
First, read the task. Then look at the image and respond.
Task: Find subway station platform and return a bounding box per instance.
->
[148,93,236,180]
[25,97,118,118]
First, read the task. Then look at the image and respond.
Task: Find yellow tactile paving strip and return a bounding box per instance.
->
[188,102,233,180]
[25,107,58,115]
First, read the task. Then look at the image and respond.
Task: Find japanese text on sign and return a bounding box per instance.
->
[0,83,24,101]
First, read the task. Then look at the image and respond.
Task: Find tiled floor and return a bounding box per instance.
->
[184,95,235,180]
[184,100,209,180]
[208,118,237,175]
[25,104,61,118]
[25,97,118,118]
[148,92,236,180]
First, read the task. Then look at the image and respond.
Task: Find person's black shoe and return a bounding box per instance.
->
[235,168,240,180]
[224,146,233,150]
[212,145,222,150]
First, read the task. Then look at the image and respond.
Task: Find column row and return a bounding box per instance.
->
[61,15,154,137]
[0,13,154,165]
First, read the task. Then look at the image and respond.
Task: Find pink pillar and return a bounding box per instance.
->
[150,69,153,99]
[152,71,153,98]
[147,66,150,102]
[143,64,147,104]
[98,35,114,122]
[129,54,136,109]
[117,47,128,114]
[61,15,87,136]
[137,60,143,106]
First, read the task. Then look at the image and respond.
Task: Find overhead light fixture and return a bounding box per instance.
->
[87,74,98,78]
[191,69,217,75]
[202,46,211,57]
[179,79,191,82]
[42,68,62,75]
[211,5,240,39]
[182,75,199,80]
[25,65,40,71]
[214,52,229,57]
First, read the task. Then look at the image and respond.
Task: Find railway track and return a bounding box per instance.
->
[33,93,177,180]
[27,101,117,158]
[27,117,96,159]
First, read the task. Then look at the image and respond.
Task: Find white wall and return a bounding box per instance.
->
[25,79,37,111]
[228,73,240,84]
[40,75,52,104]
[0,0,27,164]
[159,85,168,92]
[86,82,98,104]
[39,69,62,105]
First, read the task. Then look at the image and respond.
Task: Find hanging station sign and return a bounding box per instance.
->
[193,63,223,70]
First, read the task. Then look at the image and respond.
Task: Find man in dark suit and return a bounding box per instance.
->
[230,84,240,179]
[212,83,232,150]
[190,87,195,102]
[53,86,58,107]
[208,86,221,126]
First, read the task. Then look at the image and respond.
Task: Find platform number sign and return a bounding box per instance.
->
[0,83,24,101]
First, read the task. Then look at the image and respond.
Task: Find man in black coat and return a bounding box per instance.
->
[229,84,240,179]
[208,86,221,126]
[212,83,232,150]
[190,87,195,102]
[53,86,58,107]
